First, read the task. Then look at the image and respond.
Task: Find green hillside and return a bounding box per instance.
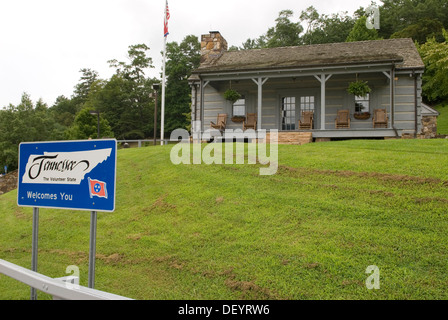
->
[435,104,448,135]
[1,140,448,300]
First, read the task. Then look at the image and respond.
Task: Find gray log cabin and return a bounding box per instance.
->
[188,31,426,144]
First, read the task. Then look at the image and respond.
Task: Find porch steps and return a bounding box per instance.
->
[264,132,313,145]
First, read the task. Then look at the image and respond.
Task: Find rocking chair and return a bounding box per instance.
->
[335,110,351,129]
[210,114,228,131]
[243,113,257,131]
[299,111,314,130]
[373,109,388,128]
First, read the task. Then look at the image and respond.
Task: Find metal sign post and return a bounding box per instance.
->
[30,207,39,300]
[88,211,97,289]
[17,140,117,298]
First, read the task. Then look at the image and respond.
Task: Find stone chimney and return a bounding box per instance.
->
[201,31,228,63]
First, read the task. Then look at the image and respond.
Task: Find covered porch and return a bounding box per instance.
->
[190,65,399,142]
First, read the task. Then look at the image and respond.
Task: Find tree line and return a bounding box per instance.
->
[1,0,447,172]
[232,1,448,104]
[0,37,200,171]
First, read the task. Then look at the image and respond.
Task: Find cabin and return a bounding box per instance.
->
[188,31,429,144]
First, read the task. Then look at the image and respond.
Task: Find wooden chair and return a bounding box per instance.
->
[335,110,351,129]
[243,113,257,131]
[210,113,227,131]
[373,109,388,128]
[299,111,314,130]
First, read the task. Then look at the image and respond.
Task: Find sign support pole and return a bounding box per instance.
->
[88,211,97,289]
[30,207,39,300]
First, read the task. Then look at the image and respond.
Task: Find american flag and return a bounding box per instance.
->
[164,1,170,37]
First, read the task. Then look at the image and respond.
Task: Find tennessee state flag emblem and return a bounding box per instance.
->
[88,178,108,199]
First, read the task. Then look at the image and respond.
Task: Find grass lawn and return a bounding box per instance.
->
[1,139,448,300]
[434,103,448,134]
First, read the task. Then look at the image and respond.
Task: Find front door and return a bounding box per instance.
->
[298,95,315,130]
[281,97,296,131]
[280,90,319,131]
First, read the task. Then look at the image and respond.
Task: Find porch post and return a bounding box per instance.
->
[383,69,395,129]
[382,70,393,128]
[200,80,210,132]
[321,74,326,130]
[314,74,332,130]
[391,67,395,128]
[252,77,268,130]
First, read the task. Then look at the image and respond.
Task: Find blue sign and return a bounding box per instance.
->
[17,140,117,212]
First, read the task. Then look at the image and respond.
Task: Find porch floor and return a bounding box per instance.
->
[265,129,397,145]
[310,129,397,139]
[218,129,398,145]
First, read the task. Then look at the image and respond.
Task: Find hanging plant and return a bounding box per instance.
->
[347,80,371,98]
[223,89,241,104]
[348,77,372,120]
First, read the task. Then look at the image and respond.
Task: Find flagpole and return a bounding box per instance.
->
[161,36,167,146]
[161,1,168,146]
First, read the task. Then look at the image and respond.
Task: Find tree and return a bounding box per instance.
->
[265,10,303,48]
[391,18,445,44]
[92,74,156,140]
[238,8,355,49]
[346,16,381,42]
[379,0,448,39]
[95,44,156,139]
[109,44,153,82]
[73,68,100,103]
[418,29,448,102]
[316,13,355,44]
[300,7,355,45]
[0,93,59,170]
[237,10,302,50]
[65,108,113,140]
[300,6,320,44]
[237,36,267,50]
[50,69,103,137]
[50,95,79,135]
[164,35,200,134]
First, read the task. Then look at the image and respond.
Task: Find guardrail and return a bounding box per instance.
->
[117,140,168,148]
[0,259,133,300]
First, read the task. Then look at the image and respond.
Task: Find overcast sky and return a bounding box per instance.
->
[0,0,375,108]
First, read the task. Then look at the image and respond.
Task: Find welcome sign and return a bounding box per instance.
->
[17,140,117,212]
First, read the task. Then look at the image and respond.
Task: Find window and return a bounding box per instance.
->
[355,94,370,113]
[281,97,296,130]
[233,97,246,117]
[300,96,315,112]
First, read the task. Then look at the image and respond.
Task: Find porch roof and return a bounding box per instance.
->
[193,38,424,75]
[421,103,440,116]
